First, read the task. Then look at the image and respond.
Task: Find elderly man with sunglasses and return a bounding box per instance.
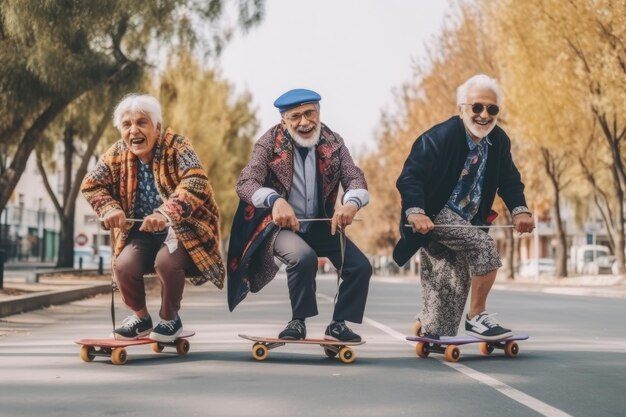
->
[227,89,372,342]
[393,74,535,341]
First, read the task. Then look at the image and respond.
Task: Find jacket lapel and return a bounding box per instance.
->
[269,127,294,193]
[316,125,342,202]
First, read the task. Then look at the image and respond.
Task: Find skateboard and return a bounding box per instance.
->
[239,334,365,364]
[406,333,529,362]
[75,331,195,365]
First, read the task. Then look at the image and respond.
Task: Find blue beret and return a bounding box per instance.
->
[273,89,321,113]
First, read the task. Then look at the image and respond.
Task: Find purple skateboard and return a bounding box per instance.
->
[406,333,529,362]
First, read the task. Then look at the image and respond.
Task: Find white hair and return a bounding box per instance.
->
[456,74,502,106]
[112,94,162,130]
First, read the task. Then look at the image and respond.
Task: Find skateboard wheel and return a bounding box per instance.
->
[504,341,519,358]
[80,345,95,362]
[444,345,460,362]
[176,339,190,355]
[338,347,355,364]
[415,342,429,358]
[151,343,164,353]
[479,342,494,355]
[252,343,269,361]
[324,347,338,358]
[111,348,128,365]
[412,321,422,337]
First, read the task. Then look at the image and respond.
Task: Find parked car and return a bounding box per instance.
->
[517,258,556,278]
[572,244,612,274]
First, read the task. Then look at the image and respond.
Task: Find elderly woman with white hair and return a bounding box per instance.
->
[393,74,535,341]
[81,93,224,342]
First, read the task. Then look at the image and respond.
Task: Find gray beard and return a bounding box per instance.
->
[287,124,321,148]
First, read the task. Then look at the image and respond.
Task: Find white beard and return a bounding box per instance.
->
[462,114,497,141]
[287,124,321,148]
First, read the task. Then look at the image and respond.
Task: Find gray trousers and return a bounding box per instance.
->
[273,222,372,323]
[419,207,502,336]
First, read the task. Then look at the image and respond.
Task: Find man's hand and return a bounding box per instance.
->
[513,212,535,234]
[407,213,434,235]
[331,203,358,235]
[272,198,299,231]
[140,213,168,232]
[102,209,129,231]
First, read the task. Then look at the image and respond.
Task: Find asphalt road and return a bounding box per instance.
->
[0,274,624,417]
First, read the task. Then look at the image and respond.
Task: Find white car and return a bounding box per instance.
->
[517,258,556,278]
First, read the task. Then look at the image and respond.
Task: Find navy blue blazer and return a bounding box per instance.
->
[393,116,527,266]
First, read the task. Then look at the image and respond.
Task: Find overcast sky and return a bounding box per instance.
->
[219,0,451,152]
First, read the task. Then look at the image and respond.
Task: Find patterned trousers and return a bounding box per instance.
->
[418,207,502,336]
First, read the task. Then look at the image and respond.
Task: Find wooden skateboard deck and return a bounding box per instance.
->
[75,331,195,365]
[406,332,529,362]
[239,334,365,364]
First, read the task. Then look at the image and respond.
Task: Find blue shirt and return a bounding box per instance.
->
[134,160,163,220]
[446,133,490,221]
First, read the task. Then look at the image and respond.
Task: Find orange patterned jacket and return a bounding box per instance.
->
[81,128,225,288]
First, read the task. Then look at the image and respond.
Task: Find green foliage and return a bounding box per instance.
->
[0,0,264,212]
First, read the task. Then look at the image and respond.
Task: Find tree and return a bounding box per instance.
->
[0,0,265,214]
[486,0,626,275]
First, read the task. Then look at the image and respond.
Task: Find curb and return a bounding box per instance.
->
[0,283,111,318]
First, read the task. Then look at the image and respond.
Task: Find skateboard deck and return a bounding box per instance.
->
[239,334,365,364]
[406,333,529,362]
[75,331,195,365]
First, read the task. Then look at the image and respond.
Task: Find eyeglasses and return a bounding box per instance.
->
[284,109,319,123]
[462,103,500,116]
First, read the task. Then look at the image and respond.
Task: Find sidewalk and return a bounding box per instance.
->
[0,271,111,318]
[493,273,626,299]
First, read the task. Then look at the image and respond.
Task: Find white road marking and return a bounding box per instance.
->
[319,293,574,417]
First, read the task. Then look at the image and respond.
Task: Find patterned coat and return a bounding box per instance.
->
[81,128,225,288]
[227,123,367,310]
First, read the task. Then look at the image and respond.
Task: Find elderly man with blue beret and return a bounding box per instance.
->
[227,88,372,342]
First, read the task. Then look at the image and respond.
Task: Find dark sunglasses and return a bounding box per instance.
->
[463,103,500,116]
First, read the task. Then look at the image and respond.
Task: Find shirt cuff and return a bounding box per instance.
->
[405,207,426,218]
[343,189,369,209]
[511,206,532,217]
[252,187,280,208]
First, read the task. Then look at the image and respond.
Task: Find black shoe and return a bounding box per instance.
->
[278,319,306,340]
[112,314,153,340]
[465,311,513,341]
[324,321,361,342]
[149,315,183,343]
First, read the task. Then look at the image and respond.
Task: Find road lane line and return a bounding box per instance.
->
[318,293,573,417]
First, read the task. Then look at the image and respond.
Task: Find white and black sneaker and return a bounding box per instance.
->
[324,321,361,342]
[278,319,306,340]
[149,315,183,343]
[112,314,153,340]
[465,311,513,341]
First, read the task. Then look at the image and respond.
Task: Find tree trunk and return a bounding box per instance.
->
[0,99,71,212]
[505,210,515,280]
[57,209,75,268]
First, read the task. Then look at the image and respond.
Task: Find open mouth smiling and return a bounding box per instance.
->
[130,137,146,145]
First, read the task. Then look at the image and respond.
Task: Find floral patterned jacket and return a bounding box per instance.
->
[227,123,367,310]
[81,128,225,288]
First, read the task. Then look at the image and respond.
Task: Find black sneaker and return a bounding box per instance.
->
[112,314,153,340]
[465,311,513,341]
[149,315,183,343]
[278,319,306,340]
[324,321,361,342]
